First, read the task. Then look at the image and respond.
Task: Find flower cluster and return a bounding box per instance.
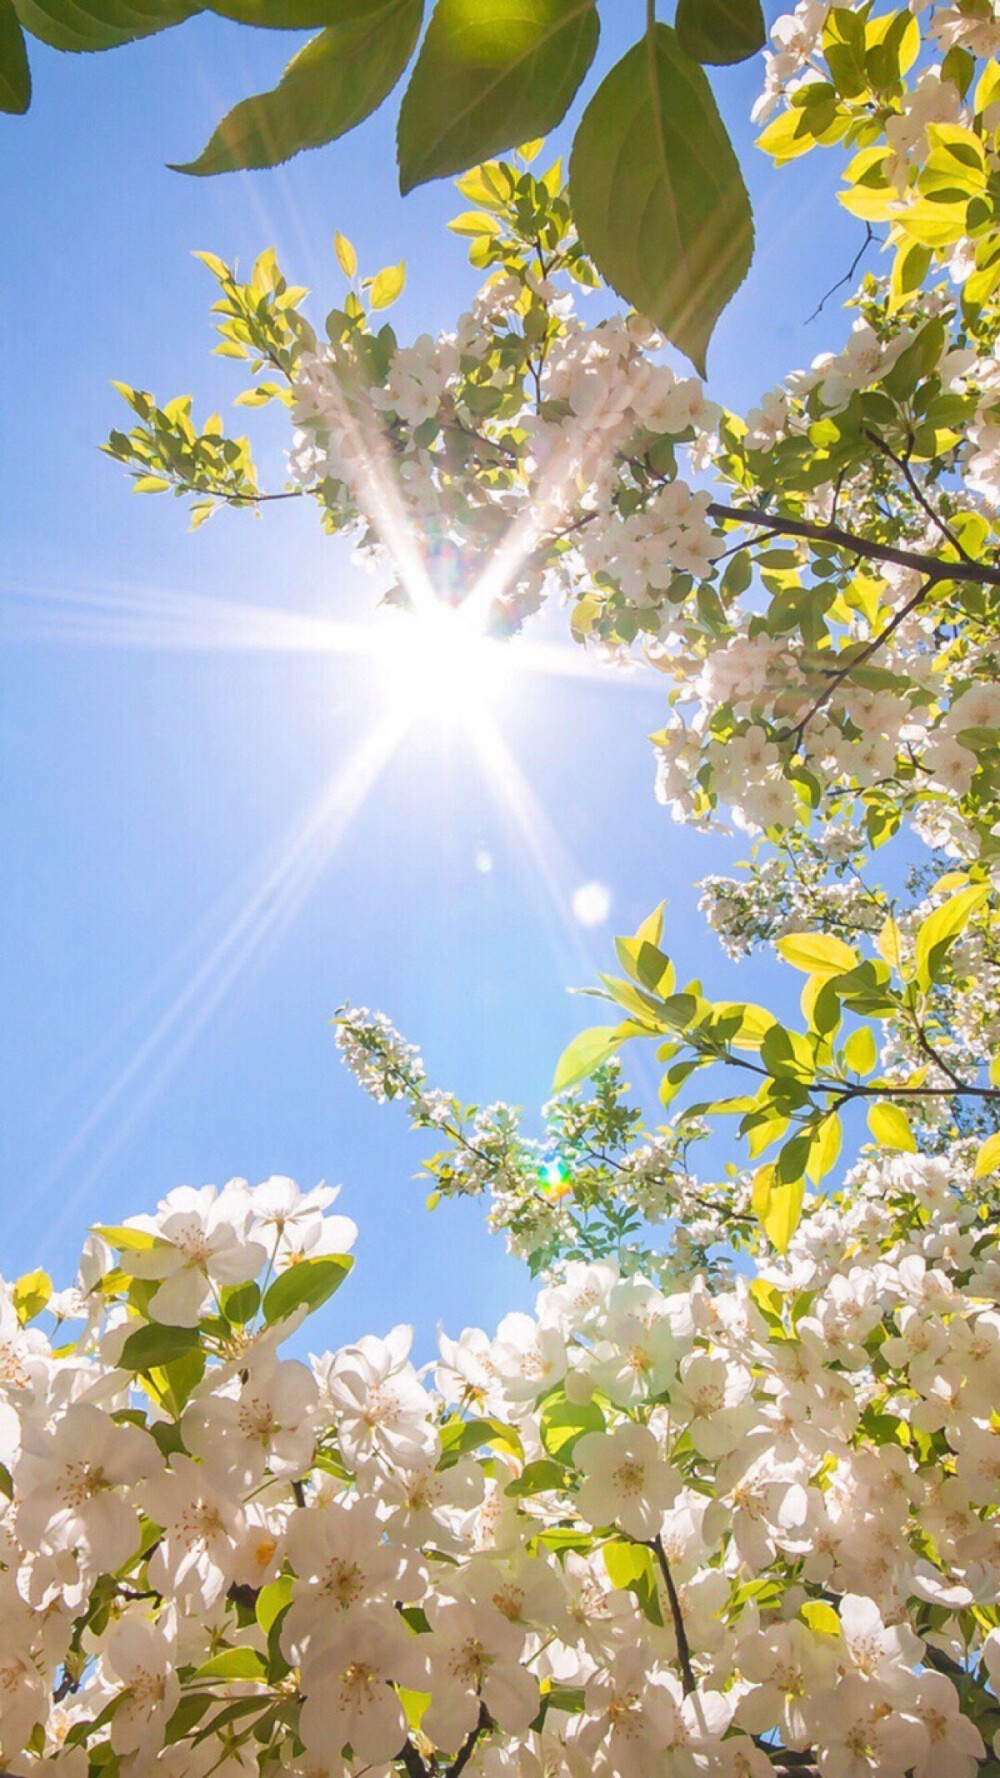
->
[2,1147,1000,1776]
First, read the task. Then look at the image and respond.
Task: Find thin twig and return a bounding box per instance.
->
[864,429,971,562]
[807,223,879,323]
[782,575,933,746]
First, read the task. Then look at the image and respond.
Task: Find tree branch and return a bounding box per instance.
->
[706,502,1000,588]
[448,1702,492,1778]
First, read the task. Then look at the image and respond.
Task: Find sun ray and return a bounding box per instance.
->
[458,386,629,635]
[470,710,605,974]
[39,712,406,1252]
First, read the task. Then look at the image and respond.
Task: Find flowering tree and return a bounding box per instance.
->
[6,0,1000,1772]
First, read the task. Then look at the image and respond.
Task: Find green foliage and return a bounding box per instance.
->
[5,0,768,366]
[397,0,598,194]
[0,0,29,111]
[260,1253,353,1323]
[554,884,1000,1250]
[568,23,753,371]
[13,0,194,52]
[675,0,764,66]
[177,0,423,175]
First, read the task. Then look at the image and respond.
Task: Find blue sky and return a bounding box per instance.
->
[1,10,867,1354]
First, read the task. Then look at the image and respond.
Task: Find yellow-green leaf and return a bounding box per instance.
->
[844,1025,877,1076]
[776,932,859,976]
[369,261,407,308]
[552,1025,624,1092]
[334,231,357,277]
[13,1269,50,1324]
[753,1164,804,1253]
[915,884,988,990]
[801,1599,841,1636]
[974,1130,1000,1179]
[867,1100,917,1152]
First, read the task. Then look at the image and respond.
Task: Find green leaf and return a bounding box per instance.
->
[0,0,29,111]
[539,1389,604,1460]
[176,0,423,175]
[505,1458,568,1496]
[262,1254,353,1324]
[552,1024,624,1092]
[675,0,764,65]
[397,0,598,194]
[14,0,193,52]
[220,1281,260,1325]
[569,22,753,373]
[255,1575,294,1634]
[914,883,988,990]
[438,1415,523,1462]
[119,1322,202,1372]
[776,932,859,976]
[867,1100,917,1153]
[204,0,379,21]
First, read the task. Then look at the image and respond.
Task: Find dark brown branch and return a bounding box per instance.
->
[650,1534,696,1695]
[449,1702,492,1778]
[706,502,1000,588]
[398,1739,428,1778]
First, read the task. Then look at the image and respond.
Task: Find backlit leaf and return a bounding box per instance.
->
[14,0,193,53]
[776,932,859,976]
[867,1100,917,1153]
[552,1024,624,1092]
[397,0,598,193]
[176,0,422,174]
[569,24,753,373]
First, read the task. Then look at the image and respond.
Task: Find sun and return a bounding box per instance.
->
[374,604,508,730]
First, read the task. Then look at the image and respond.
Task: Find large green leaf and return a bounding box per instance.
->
[675,0,764,66]
[14,0,195,53]
[569,22,753,373]
[397,0,598,194]
[552,1023,624,1092]
[203,0,397,25]
[0,0,30,106]
[177,0,422,175]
